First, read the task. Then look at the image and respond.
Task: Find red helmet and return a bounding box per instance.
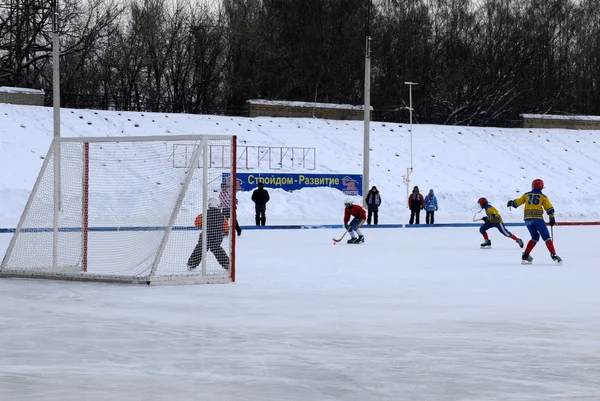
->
[532,179,544,190]
[478,197,488,207]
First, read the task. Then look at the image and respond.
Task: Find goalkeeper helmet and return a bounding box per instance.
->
[532,178,544,190]
[344,198,354,207]
[477,197,488,207]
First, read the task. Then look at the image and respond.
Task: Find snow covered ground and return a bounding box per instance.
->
[1,226,599,401]
[2,103,600,227]
[2,104,600,400]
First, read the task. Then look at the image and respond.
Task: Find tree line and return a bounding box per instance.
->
[1,0,598,126]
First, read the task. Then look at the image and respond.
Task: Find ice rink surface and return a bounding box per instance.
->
[1,225,600,401]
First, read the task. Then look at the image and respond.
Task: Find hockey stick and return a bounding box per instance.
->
[551,225,554,241]
[472,209,483,222]
[332,230,348,243]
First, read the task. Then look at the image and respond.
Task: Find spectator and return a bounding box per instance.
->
[365,186,382,225]
[408,186,424,224]
[424,189,439,224]
[219,182,242,236]
[251,182,270,226]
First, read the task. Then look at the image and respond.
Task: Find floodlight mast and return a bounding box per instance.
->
[403,82,418,203]
[362,1,372,206]
[404,81,418,171]
[52,0,60,139]
[52,0,62,268]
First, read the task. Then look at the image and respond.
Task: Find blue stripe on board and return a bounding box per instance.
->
[2,221,594,233]
[0,224,401,233]
[404,222,525,228]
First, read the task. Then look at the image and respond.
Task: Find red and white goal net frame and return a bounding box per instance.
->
[0,135,237,285]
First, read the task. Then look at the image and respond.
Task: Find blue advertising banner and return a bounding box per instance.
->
[223,173,363,196]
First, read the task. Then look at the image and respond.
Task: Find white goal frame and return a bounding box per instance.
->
[0,135,237,285]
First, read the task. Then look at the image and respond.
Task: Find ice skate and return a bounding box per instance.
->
[521,252,533,265]
[187,264,196,271]
[480,239,491,249]
[551,253,563,264]
[516,238,524,248]
[354,235,364,244]
[347,237,357,244]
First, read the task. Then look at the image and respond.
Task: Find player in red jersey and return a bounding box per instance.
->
[343,199,367,244]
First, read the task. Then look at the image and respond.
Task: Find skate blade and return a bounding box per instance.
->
[521,260,533,265]
[480,246,491,249]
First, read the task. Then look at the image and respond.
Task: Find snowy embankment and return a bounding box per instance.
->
[1,103,600,227]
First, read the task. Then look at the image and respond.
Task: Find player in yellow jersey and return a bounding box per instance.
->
[507,178,562,264]
[477,197,523,249]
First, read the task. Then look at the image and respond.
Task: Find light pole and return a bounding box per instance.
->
[403,82,418,203]
[52,0,60,138]
[404,81,417,170]
[362,1,372,207]
[52,0,62,269]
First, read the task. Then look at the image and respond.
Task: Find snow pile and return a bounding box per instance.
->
[1,103,600,227]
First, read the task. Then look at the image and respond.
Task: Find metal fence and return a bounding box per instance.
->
[170,144,316,171]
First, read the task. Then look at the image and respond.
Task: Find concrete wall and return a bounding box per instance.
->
[248,103,367,120]
[522,116,600,130]
[0,87,45,106]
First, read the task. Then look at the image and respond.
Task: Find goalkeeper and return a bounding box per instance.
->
[187,198,230,271]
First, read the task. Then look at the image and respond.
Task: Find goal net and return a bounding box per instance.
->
[1,135,237,285]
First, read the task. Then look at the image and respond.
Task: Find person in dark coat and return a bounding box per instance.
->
[408,186,424,224]
[365,186,382,225]
[187,198,230,271]
[251,182,270,226]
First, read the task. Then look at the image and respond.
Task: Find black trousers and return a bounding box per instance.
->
[409,209,421,224]
[367,206,379,225]
[188,234,229,269]
[426,210,435,224]
[255,204,266,226]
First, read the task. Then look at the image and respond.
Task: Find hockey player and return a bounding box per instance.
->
[477,197,523,249]
[343,199,367,244]
[507,178,562,264]
[188,198,230,271]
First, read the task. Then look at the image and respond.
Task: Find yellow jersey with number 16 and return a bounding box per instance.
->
[513,190,555,220]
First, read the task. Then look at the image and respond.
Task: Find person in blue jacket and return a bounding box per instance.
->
[424,189,439,224]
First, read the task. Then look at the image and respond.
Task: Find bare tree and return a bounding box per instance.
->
[3,0,599,125]
[187,3,229,114]
[0,0,123,95]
